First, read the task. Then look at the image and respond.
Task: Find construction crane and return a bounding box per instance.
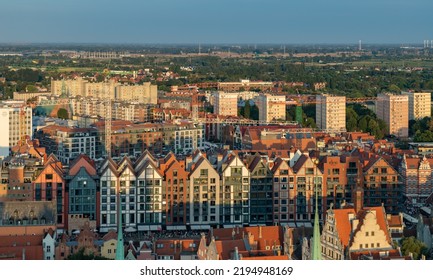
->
[104,82,112,158]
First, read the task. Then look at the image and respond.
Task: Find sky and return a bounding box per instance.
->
[0,0,432,44]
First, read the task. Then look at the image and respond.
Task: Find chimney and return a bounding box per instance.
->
[217,154,223,165]
[353,183,363,213]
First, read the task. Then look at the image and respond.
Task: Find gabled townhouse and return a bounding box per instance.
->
[291,154,324,223]
[65,154,99,232]
[400,154,433,204]
[32,154,67,229]
[363,156,403,214]
[160,153,189,229]
[134,156,163,230]
[247,154,273,225]
[271,157,294,225]
[321,205,395,260]
[218,152,250,226]
[188,154,220,229]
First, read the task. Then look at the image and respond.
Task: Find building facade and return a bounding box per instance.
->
[0,101,33,158]
[403,91,431,120]
[214,92,238,116]
[255,93,286,122]
[316,94,346,133]
[376,93,409,137]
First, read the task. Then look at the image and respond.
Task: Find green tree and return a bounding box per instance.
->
[346,107,359,132]
[400,236,429,260]
[358,116,368,132]
[250,104,259,120]
[57,108,69,119]
[244,100,251,119]
[388,84,401,93]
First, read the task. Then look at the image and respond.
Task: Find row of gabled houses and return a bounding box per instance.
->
[2,140,432,235]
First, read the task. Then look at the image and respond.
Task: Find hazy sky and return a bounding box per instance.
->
[1,0,432,44]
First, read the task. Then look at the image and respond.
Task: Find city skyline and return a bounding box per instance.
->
[1,0,433,44]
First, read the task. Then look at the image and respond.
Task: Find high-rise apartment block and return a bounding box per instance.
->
[403,91,431,120]
[51,78,157,104]
[255,93,286,122]
[0,101,33,158]
[316,94,346,132]
[376,93,409,138]
[214,92,238,116]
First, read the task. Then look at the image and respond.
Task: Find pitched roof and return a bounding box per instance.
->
[332,208,357,248]
[215,239,246,260]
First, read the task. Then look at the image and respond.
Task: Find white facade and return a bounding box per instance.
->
[189,157,220,226]
[57,132,96,164]
[0,101,32,158]
[403,91,431,120]
[220,154,250,225]
[214,92,238,116]
[174,123,204,154]
[43,232,56,260]
[255,93,286,122]
[316,94,346,132]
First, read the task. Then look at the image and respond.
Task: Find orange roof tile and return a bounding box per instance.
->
[333,208,357,248]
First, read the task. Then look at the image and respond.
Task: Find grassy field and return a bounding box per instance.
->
[346,58,433,68]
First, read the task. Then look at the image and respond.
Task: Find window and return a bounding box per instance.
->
[45,174,53,180]
[200,169,208,176]
[47,246,51,252]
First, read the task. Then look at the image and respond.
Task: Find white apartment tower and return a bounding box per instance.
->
[0,101,33,158]
[403,91,431,120]
[255,93,286,122]
[376,93,409,138]
[316,94,346,132]
[214,92,238,116]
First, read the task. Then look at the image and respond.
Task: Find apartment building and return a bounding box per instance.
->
[218,152,250,226]
[400,155,433,203]
[247,155,273,225]
[160,154,189,229]
[255,93,286,122]
[271,158,293,225]
[316,94,346,132]
[35,125,97,165]
[363,156,403,214]
[32,155,67,229]
[65,155,99,232]
[0,101,33,158]
[214,92,238,116]
[52,78,157,104]
[217,80,273,92]
[188,153,220,228]
[403,91,431,120]
[376,93,409,137]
